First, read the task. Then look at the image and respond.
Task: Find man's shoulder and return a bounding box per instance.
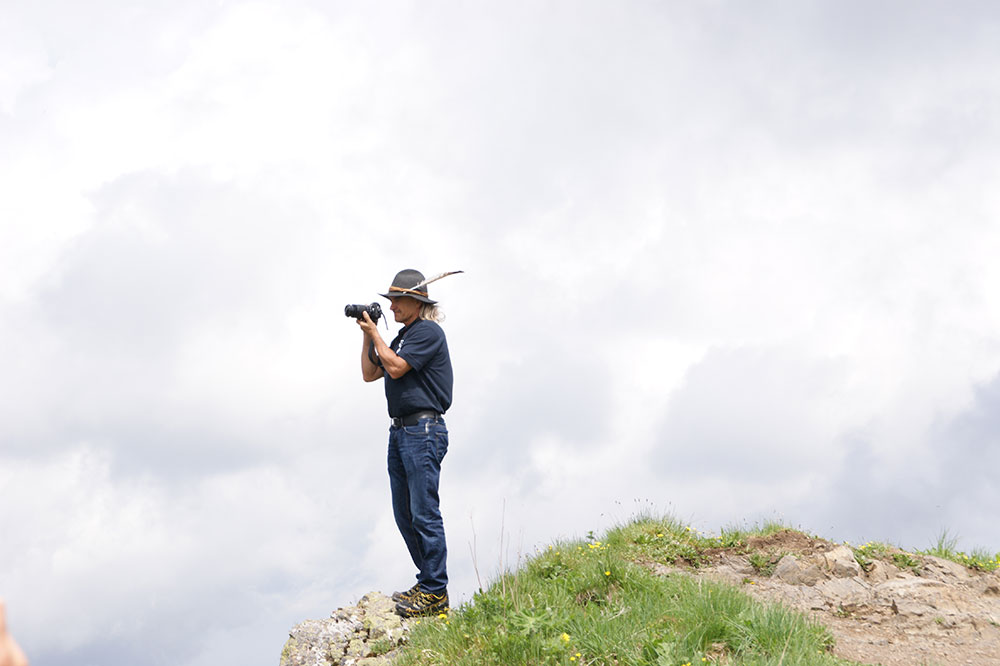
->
[397,319,446,353]
[411,318,445,337]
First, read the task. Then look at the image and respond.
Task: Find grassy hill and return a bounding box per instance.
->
[392,515,1000,666]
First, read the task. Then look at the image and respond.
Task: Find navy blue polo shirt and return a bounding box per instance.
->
[384,318,453,417]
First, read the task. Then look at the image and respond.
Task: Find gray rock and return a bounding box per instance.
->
[823,546,863,578]
[816,577,872,605]
[708,564,749,585]
[922,555,973,583]
[281,618,360,666]
[865,559,894,584]
[774,555,825,586]
[280,593,412,666]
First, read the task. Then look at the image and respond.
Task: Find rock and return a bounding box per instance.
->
[710,564,750,586]
[345,638,367,659]
[815,577,872,607]
[281,618,360,666]
[279,593,412,666]
[367,613,403,642]
[865,559,894,584]
[774,555,825,586]
[823,546,863,578]
[717,553,755,576]
[360,594,404,642]
[876,576,948,599]
[922,556,973,582]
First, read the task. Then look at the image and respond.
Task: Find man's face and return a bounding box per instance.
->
[389,296,421,325]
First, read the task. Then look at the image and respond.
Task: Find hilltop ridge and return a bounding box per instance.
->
[280,519,1000,665]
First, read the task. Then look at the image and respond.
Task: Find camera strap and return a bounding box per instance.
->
[368,341,383,369]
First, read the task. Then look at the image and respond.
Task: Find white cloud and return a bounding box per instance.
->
[4,2,1000,665]
[0,442,387,664]
[0,9,53,115]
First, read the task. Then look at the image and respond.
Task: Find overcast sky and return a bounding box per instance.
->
[2,1,1000,665]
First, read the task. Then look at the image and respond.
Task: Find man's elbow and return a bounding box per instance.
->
[385,362,411,380]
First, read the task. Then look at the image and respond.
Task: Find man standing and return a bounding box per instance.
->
[357,269,453,618]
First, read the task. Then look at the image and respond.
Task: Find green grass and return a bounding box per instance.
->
[919,530,1000,572]
[851,542,922,575]
[850,541,891,571]
[396,516,855,666]
[747,551,786,578]
[852,532,1000,575]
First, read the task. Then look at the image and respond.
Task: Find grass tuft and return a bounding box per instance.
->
[919,530,1000,572]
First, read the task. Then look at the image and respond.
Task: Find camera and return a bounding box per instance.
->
[344,302,383,324]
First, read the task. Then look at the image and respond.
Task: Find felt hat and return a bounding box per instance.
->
[380,269,437,304]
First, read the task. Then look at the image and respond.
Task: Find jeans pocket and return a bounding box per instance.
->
[432,427,449,464]
[402,423,425,436]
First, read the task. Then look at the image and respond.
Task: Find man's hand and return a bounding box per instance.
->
[0,601,28,666]
[357,312,411,379]
[357,311,379,338]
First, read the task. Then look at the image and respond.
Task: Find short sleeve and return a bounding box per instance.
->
[396,321,444,372]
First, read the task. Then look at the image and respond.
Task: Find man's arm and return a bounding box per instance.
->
[358,312,412,380]
[361,334,384,382]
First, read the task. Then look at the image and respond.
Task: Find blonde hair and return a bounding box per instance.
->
[420,303,445,322]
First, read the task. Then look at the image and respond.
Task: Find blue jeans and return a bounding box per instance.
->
[387,418,449,593]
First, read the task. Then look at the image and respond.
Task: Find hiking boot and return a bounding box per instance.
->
[391,583,421,603]
[395,589,449,618]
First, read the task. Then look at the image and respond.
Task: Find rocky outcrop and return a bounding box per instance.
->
[280,593,410,666]
[650,531,1000,666]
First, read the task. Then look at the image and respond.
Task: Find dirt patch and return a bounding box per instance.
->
[699,529,835,565]
[743,529,836,554]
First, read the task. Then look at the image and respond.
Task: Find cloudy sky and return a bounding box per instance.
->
[2,1,1000,664]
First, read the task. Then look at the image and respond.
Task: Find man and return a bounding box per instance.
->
[357,269,453,618]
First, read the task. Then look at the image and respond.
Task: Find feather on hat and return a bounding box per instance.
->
[380,269,463,304]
